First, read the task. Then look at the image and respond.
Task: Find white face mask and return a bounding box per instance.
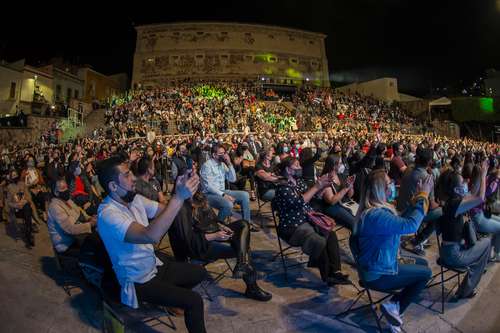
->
[337,163,346,174]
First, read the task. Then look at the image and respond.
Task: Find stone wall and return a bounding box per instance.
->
[133,22,330,87]
[0,115,59,145]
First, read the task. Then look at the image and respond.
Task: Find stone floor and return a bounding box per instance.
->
[1,201,499,333]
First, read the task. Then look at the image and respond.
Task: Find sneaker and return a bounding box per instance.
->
[490,253,500,263]
[389,323,402,333]
[381,301,402,326]
[421,239,432,249]
[402,240,426,256]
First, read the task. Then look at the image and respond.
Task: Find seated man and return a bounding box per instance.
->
[96,155,207,333]
[200,144,256,230]
[47,178,96,256]
[168,190,271,302]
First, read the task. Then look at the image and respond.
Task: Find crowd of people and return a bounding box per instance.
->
[1,81,500,333]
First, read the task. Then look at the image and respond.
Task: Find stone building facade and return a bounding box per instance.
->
[132,22,329,87]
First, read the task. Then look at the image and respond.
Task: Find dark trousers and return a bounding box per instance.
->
[135,255,208,333]
[365,257,432,314]
[15,203,33,243]
[286,222,342,281]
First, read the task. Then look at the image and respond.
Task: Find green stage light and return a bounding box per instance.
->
[286,68,302,79]
[479,98,494,113]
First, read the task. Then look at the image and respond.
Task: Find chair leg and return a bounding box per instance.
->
[441,266,445,314]
[366,289,383,333]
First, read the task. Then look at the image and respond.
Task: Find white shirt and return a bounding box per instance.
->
[97,194,160,308]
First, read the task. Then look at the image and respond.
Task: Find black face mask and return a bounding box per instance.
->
[58,190,71,201]
[118,184,136,203]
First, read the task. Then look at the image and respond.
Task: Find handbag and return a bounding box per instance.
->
[306,211,336,235]
[462,218,477,249]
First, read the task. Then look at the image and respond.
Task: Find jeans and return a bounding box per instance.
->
[414,207,443,244]
[472,211,500,254]
[260,189,275,202]
[205,190,251,222]
[324,204,355,230]
[365,256,432,314]
[135,254,208,333]
[440,238,491,298]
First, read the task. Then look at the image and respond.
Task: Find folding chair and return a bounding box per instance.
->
[102,296,177,332]
[335,235,398,333]
[253,179,273,221]
[270,203,308,282]
[191,257,234,302]
[425,232,468,314]
[52,246,82,296]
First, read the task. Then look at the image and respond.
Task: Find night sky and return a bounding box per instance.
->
[1,0,499,95]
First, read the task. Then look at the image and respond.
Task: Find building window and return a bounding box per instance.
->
[74,90,79,99]
[9,82,16,99]
[56,84,62,101]
[289,58,299,65]
[67,88,72,102]
[269,56,277,63]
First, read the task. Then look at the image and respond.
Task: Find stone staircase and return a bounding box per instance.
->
[83,108,106,136]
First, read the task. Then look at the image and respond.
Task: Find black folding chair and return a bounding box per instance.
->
[335,235,399,333]
[254,180,273,221]
[425,232,468,314]
[191,257,234,302]
[270,203,308,282]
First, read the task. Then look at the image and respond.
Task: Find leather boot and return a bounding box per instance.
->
[243,266,272,302]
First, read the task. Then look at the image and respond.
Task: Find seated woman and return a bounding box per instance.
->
[168,190,272,302]
[469,164,500,261]
[255,148,279,202]
[240,142,257,201]
[318,155,356,230]
[439,160,491,300]
[67,161,98,215]
[272,157,350,286]
[355,169,433,330]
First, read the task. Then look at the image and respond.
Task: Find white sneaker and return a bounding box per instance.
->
[381,301,403,326]
[389,323,402,333]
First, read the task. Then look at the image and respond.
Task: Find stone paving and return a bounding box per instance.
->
[0,201,498,333]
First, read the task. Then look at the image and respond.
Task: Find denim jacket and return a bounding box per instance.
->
[357,199,426,278]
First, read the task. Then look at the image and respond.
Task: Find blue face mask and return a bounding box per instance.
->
[454,183,469,197]
[283,147,289,153]
[387,182,397,202]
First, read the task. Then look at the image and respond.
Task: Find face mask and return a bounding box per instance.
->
[217,155,225,163]
[74,167,81,176]
[292,168,303,179]
[58,190,71,201]
[337,163,346,174]
[386,182,397,202]
[283,147,289,153]
[27,160,35,168]
[118,184,136,203]
[454,183,469,197]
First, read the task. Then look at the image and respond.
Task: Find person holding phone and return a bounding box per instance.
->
[168,189,272,302]
[318,155,356,230]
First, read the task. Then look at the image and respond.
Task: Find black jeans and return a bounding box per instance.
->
[135,255,208,333]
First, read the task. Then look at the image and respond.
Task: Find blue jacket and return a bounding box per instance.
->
[357,199,426,277]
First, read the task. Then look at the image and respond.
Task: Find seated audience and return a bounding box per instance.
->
[355,169,433,331]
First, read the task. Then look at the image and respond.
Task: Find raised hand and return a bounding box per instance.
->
[175,173,200,200]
